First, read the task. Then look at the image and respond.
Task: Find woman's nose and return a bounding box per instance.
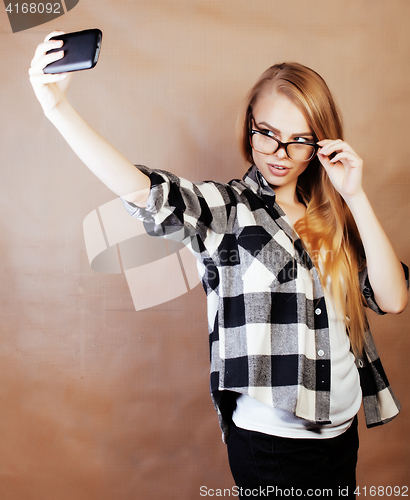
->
[274,145,287,159]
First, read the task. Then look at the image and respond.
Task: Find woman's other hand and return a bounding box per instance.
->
[317,139,364,201]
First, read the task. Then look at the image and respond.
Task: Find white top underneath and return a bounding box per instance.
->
[232,285,362,439]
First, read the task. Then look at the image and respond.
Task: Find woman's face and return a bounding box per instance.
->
[251,90,314,195]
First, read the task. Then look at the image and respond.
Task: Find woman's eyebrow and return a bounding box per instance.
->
[256,121,314,138]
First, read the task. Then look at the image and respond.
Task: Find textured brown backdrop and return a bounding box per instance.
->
[0,1,409,499]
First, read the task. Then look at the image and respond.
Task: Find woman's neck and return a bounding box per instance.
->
[272,182,306,226]
[271,180,299,206]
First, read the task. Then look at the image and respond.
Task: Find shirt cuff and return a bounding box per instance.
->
[360,262,409,315]
[120,164,168,220]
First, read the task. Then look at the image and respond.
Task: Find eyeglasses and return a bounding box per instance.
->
[249,117,319,162]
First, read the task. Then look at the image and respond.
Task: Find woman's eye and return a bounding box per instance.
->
[294,137,309,143]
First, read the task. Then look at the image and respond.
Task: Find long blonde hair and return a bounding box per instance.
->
[239,62,367,356]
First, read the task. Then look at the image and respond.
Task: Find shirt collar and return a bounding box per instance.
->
[242,164,276,199]
[242,165,305,254]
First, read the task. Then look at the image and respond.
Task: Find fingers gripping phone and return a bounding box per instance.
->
[44,29,102,74]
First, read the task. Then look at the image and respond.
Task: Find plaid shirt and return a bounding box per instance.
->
[122,164,408,442]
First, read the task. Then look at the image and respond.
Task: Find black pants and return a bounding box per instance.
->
[227,416,358,499]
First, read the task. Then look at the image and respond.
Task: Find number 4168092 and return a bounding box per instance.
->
[5,3,61,14]
[354,486,408,497]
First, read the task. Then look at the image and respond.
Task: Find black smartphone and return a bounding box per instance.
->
[44,29,102,74]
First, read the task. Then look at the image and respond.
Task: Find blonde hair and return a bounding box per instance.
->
[239,62,367,356]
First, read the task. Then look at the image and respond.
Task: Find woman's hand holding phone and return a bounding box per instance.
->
[29,31,73,117]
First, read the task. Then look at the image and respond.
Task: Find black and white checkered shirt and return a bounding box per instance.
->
[122,164,408,442]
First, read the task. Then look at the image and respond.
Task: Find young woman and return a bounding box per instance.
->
[29,32,408,498]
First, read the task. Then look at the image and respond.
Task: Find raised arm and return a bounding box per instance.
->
[318,139,408,314]
[29,31,150,206]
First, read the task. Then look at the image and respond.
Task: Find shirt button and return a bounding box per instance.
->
[315,308,322,315]
[318,349,325,357]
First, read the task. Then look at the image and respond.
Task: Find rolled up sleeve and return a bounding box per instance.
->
[359,262,409,315]
[121,165,235,243]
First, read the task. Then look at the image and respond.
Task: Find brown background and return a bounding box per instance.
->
[0,1,409,498]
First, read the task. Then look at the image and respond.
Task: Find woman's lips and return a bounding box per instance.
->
[267,163,291,177]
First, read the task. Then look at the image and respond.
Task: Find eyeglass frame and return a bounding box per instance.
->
[248,114,320,162]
